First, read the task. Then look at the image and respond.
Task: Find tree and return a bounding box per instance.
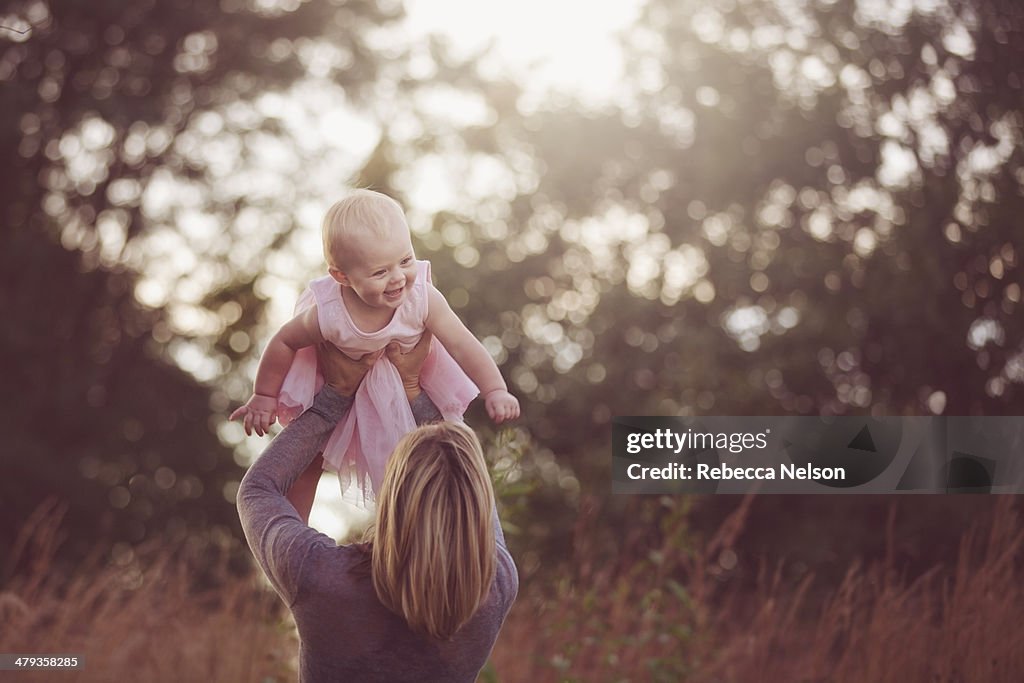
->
[1,0,405,563]
[391,0,1024,573]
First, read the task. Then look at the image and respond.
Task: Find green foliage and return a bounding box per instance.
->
[3,0,1023,579]
[0,0,405,561]
[413,0,1024,574]
[509,497,702,681]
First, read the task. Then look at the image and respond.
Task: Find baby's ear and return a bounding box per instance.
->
[328,267,350,286]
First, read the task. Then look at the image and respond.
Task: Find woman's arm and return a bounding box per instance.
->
[236,385,354,605]
[425,284,520,423]
[236,339,442,604]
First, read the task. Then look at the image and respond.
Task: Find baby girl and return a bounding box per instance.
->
[231,190,519,515]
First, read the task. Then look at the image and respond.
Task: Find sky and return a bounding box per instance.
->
[403,0,643,106]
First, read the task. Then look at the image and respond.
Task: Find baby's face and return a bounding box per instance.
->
[337,216,417,311]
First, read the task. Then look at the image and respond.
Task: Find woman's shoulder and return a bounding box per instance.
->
[490,511,519,611]
[494,542,520,611]
[294,541,374,597]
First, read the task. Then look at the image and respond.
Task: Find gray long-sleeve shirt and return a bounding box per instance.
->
[237,387,518,683]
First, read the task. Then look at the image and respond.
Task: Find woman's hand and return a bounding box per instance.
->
[386,331,433,400]
[316,343,380,397]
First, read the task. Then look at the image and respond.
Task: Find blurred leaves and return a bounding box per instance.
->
[1,0,408,562]
[2,0,1023,575]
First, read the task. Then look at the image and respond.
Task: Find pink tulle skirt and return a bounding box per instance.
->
[277,339,478,503]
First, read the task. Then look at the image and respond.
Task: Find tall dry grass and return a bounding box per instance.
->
[490,496,1024,682]
[0,499,295,682]
[3,497,1021,682]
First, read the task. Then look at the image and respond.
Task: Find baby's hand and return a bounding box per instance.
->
[229,394,278,436]
[484,389,520,424]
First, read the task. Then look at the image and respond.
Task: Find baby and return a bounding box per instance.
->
[231,190,519,514]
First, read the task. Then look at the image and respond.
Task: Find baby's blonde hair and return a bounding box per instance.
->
[364,421,497,641]
[322,189,408,269]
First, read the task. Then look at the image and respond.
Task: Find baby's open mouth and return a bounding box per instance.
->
[384,286,404,300]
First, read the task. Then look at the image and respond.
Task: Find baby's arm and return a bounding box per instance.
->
[230,305,324,436]
[425,285,520,424]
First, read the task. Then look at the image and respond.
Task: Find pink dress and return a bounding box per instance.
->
[277,260,478,501]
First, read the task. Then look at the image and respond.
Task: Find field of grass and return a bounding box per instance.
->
[1,500,292,682]
[3,497,1021,682]
[493,496,1024,682]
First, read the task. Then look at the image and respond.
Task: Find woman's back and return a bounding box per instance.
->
[238,368,518,683]
[289,523,517,682]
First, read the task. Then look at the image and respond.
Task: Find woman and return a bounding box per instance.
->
[237,333,518,682]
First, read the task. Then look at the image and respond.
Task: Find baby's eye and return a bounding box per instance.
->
[373,270,387,277]
[401,257,413,265]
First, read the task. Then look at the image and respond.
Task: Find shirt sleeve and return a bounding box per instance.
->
[236,386,353,605]
[492,505,520,609]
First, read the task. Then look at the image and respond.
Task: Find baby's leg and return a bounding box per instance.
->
[287,454,324,524]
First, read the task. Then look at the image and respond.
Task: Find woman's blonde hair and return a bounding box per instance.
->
[321,189,407,270]
[364,421,496,641]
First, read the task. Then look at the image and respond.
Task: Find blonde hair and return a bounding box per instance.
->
[365,421,497,641]
[321,189,407,269]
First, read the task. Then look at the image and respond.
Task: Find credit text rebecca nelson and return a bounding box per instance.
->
[627,463,846,480]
